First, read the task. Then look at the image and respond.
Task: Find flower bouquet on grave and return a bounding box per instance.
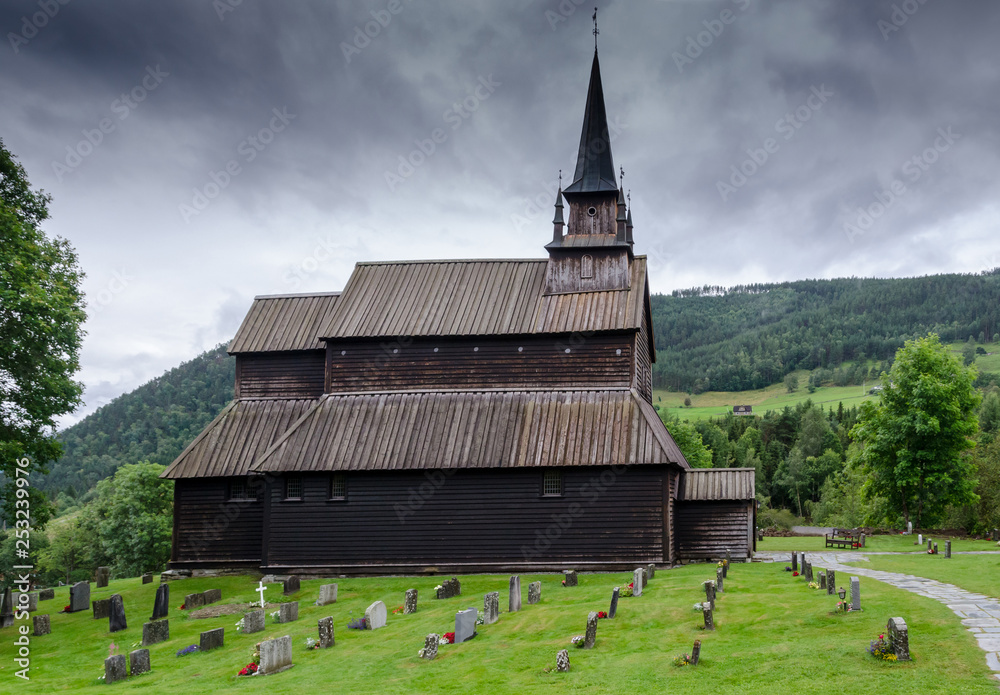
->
[269,610,280,623]
[570,635,586,648]
[63,604,71,613]
[476,611,485,625]
[620,582,634,598]
[347,616,367,630]
[176,645,199,657]
[783,566,792,572]
[179,603,186,610]
[673,653,691,667]
[235,617,246,633]
[238,662,258,676]
[836,601,852,613]
[391,605,405,615]
[792,571,799,577]
[596,611,607,619]
[868,633,897,661]
[692,602,703,611]
[442,632,455,644]
[304,637,319,650]
[808,582,819,590]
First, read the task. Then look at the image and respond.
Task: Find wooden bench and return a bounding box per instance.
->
[825,533,857,549]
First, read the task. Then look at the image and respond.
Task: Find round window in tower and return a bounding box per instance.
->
[587,206,597,217]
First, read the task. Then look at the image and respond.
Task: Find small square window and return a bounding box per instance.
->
[330,474,347,500]
[229,479,246,501]
[543,470,562,497]
[285,476,303,500]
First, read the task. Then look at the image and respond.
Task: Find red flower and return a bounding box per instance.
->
[561,581,566,586]
[63,605,71,612]
[597,611,607,619]
[444,632,456,644]
[792,571,799,576]
[628,582,634,589]
[238,662,258,676]
[180,603,186,610]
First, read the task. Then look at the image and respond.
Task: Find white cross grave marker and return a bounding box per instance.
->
[257,580,267,608]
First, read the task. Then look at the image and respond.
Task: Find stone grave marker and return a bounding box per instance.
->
[917,533,923,545]
[454,607,477,643]
[142,574,152,584]
[202,588,222,604]
[724,550,731,576]
[436,577,461,599]
[647,563,657,580]
[14,592,37,613]
[317,583,338,606]
[703,605,714,631]
[691,639,702,665]
[946,540,952,558]
[819,572,826,590]
[509,576,521,613]
[318,616,334,648]
[151,583,169,621]
[38,588,54,601]
[887,617,910,661]
[583,611,598,649]
[184,592,205,609]
[283,576,300,595]
[906,521,912,534]
[129,649,150,676]
[703,580,715,611]
[927,539,933,553]
[633,568,643,597]
[365,600,387,630]
[200,627,224,651]
[0,588,12,628]
[563,570,578,587]
[404,588,418,614]
[827,570,836,596]
[716,566,724,593]
[933,542,938,555]
[556,648,570,672]
[860,533,866,548]
[95,566,110,588]
[258,634,294,675]
[641,567,648,589]
[243,610,265,634]
[528,581,541,604]
[109,594,127,633]
[32,614,50,636]
[93,598,110,620]
[142,619,169,646]
[850,577,861,611]
[279,602,299,623]
[421,633,439,660]
[483,591,499,625]
[69,582,90,613]
[609,587,619,619]
[105,654,127,684]
[791,552,797,572]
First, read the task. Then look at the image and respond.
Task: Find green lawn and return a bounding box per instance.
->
[2,563,998,694]
[757,534,1000,554]
[842,554,1000,600]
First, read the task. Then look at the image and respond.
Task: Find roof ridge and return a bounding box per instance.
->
[354,258,548,266]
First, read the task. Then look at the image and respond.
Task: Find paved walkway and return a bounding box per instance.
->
[756,550,1000,682]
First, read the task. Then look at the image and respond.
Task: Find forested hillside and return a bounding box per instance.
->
[651,270,1000,392]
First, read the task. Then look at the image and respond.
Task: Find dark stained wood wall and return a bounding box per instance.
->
[262,466,667,572]
[675,501,752,560]
[236,351,325,398]
[544,248,631,294]
[634,311,652,402]
[171,478,264,566]
[326,335,632,393]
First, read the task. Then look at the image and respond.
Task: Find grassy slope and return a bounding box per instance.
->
[757,535,999,554]
[842,554,1000,601]
[2,564,997,694]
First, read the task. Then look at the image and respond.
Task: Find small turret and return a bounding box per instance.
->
[615,186,627,241]
[552,187,565,243]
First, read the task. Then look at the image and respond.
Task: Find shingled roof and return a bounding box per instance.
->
[229,292,340,353]
[680,468,756,501]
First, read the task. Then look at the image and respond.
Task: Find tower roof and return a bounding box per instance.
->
[564,51,618,195]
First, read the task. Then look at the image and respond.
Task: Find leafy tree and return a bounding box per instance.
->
[963,337,977,366]
[850,334,981,528]
[662,416,712,468]
[979,390,1000,436]
[784,374,798,393]
[0,139,85,525]
[39,517,90,584]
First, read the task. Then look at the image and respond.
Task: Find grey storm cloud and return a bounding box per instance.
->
[1,0,999,425]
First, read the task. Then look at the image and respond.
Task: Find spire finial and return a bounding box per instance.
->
[619,165,625,189]
[627,189,631,207]
[593,7,599,50]
[558,169,563,187]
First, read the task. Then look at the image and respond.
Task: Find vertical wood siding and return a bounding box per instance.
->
[634,311,652,402]
[236,352,325,398]
[675,501,752,560]
[172,478,264,564]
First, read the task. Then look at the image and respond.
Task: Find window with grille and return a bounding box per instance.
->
[330,474,347,501]
[543,470,562,497]
[229,478,260,501]
[581,254,594,279]
[285,476,303,500]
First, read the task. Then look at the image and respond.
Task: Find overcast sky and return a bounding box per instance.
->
[2,0,999,427]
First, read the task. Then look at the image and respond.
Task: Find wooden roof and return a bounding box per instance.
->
[679,468,756,501]
[228,292,340,353]
[319,257,649,339]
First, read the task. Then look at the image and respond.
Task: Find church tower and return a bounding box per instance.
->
[545,48,633,295]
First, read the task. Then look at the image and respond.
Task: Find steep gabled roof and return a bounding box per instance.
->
[229,292,340,353]
[564,51,618,194]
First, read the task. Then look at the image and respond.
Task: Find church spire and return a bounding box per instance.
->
[563,49,617,194]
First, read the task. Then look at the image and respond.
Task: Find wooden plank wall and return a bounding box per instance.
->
[236,351,325,398]
[633,311,652,402]
[171,478,264,565]
[262,467,666,572]
[675,500,751,560]
[326,335,632,393]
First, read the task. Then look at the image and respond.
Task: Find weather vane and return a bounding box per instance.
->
[620,165,625,188]
[558,169,562,187]
[593,8,599,49]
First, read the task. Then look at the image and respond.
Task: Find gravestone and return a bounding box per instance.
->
[95,566,110,588]
[583,611,598,649]
[129,649,150,676]
[109,594,127,633]
[703,605,714,631]
[860,533,866,548]
[142,619,169,646]
[0,588,12,628]
[917,533,923,545]
[647,563,656,580]
[93,598,110,620]
[927,539,933,553]
[757,527,764,541]
[528,581,541,604]
[609,587,620,619]
[819,572,826,590]
[283,576,300,595]
[365,600,387,630]
[142,574,152,585]
[887,617,910,661]
[454,607,477,643]
[436,577,461,599]
[703,580,715,611]
[933,542,938,555]
[633,568,643,597]
[509,576,521,613]
[906,521,912,535]
[724,550,731,576]
[318,616,334,648]
[184,592,205,609]
[32,614,50,636]
[850,577,861,611]
[258,635,294,675]
[827,570,836,596]
[404,588,418,614]
[483,591,499,625]
[38,588,54,601]
[15,592,37,613]
[946,540,952,558]
[202,588,222,604]
[806,561,813,582]
[716,566,724,593]
[421,633,439,660]
[151,583,169,621]
[690,639,702,666]
[105,654,127,684]
[791,552,797,572]
[317,583,338,606]
[199,627,224,651]
[556,648,570,672]
[279,602,299,623]
[243,610,265,634]
[563,570,578,587]
[641,567,648,589]
[69,582,89,613]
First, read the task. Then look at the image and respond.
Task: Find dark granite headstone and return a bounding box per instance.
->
[791,552,797,572]
[202,588,221,604]
[888,616,910,660]
[703,580,715,611]
[69,582,89,613]
[609,587,619,619]
[703,605,714,630]
[691,639,702,665]
[129,648,150,676]
[184,592,205,609]
[318,616,334,648]
[243,610,265,634]
[283,576,300,595]
[819,572,826,589]
[199,627,224,651]
[38,588,54,601]
[583,611,598,649]
[436,577,461,599]
[109,594,127,633]
[0,588,12,628]
[93,599,111,620]
[105,654,127,684]
[563,570,578,587]
[32,614,50,636]
[95,566,110,588]
[946,540,952,558]
[142,574,152,584]
[142,619,169,646]
[827,570,837,596]
[151,583,169,621]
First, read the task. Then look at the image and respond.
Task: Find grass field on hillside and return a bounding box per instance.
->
[842,554,1000,600]
[757,535,999,554]
[2,563,998,694]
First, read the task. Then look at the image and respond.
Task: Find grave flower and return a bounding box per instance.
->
[304,637,318,650]
[238,662,258,676]
[476,611,485,625]
[347,616,367,630]
[808,582,819,590]
[868,633,897,661]
[63,605,71,613]
[391,605,405,615]
[443,632,456,644]
[176,645,199,657]
[692,602,703,611]
[597,611,607,619]
[269,610,281,622]
[673,653,691,667]
[792,571,799,577]
[235,617,246,633]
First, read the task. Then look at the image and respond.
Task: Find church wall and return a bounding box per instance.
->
[633,311,653,402]
[674,500,753,560]
[171,478,264,567]
[236,351,326,398]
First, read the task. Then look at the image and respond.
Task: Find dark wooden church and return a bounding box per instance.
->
[162,48,755,574]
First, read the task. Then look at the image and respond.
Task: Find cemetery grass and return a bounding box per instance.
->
[2,564,998,694]
[756,534,999,553]
[842,554,1000,602]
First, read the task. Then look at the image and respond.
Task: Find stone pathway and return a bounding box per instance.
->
[756,550,1000,682]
